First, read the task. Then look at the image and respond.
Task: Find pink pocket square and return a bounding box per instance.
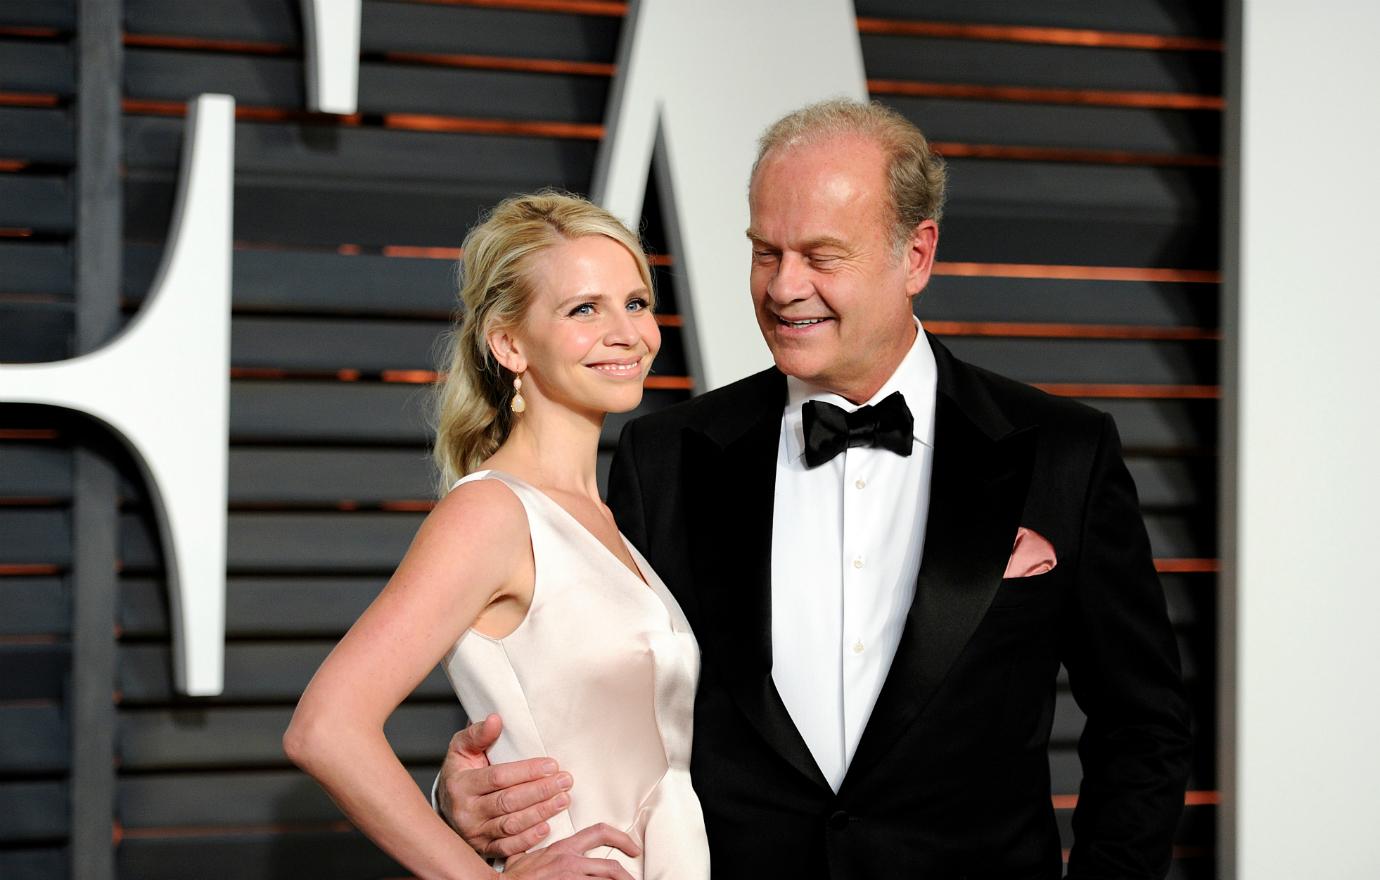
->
[1004,527,1057,578]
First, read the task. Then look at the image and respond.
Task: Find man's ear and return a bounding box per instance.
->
[486,326,526,375]
[904,219,939,297]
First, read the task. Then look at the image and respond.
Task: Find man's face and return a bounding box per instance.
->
[747,134,936,403]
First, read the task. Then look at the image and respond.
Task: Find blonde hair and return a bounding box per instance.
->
[751,98,948,247]
[432,190,653,493]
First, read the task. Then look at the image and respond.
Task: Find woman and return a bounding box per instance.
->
[285,192,710,880]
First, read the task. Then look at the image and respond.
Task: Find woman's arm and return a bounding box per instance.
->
[283,480,531,880]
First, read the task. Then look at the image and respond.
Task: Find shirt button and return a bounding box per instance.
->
[852,640,865,654]
[852,557,864,569]
[828,810,850,830]
[855,478,866,489]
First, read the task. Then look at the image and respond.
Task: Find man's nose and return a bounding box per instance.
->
[767,253,812,303]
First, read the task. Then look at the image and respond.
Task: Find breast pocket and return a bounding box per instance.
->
[987,568,1060,611]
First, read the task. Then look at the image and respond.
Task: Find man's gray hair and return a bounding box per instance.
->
[751,98,948,247]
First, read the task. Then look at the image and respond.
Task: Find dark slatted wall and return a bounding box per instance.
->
[1,1,1219,877]
[859,1,1221,876]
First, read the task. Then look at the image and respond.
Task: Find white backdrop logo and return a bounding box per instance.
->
[593,0,866,390]
[0,0,859,693]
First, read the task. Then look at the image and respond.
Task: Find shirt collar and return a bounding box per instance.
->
[782,318,937,462]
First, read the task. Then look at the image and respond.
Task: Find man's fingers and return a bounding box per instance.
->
[574,857,637,880]
[559,823,643,859]
[488,821,552,859]
[447,714,502,760]
[482,758,564,794]
[485,770,572,817]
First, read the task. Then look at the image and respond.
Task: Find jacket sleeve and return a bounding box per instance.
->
[607,418,651,557]
[1063,413,1194,879]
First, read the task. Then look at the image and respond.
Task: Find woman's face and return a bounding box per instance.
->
[508,235,660,418]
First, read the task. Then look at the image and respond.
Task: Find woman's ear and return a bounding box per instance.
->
[487,326,527,375]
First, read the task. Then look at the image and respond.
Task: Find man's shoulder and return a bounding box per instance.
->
[625,367,782,442]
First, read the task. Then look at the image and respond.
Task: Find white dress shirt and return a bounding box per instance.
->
[770,321,937,791]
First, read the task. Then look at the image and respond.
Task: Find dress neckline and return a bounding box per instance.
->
[475,469,650,589]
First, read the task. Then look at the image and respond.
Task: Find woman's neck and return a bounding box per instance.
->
[483,403,604,499]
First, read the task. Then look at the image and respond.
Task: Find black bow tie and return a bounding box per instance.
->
[801,391,914,468]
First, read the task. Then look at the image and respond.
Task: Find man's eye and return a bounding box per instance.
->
[753,250,778,261]
[569,303,596,317]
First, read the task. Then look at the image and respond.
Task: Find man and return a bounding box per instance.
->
[438,99,1192,878]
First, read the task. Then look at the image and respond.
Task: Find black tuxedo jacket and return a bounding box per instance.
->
[607,336,1192,880]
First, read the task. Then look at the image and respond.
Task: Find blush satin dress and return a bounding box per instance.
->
[443,470,710,880]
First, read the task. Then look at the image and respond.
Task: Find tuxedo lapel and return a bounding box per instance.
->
[683,371,830,790]
[843,338,1037,788]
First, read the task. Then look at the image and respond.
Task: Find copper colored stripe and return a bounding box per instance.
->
[645,375,693,391]
[654,314,683,328]
[0,228,35,238]
[379,500,436,512]
[930,140,1219,168]
[123,98,363,125]
[117,820,356,840]
[855,18,1223,52]
[381,370,439,384]
[926,321,1219,341]
[933,262,1221,284]
[383,113,603,139]
[1156,558,1220,574]
[405,0,627,16]
[1053,790,1218,810]
[0,497,63,507]
[382,245,462,260]
[0,564,62,576]
[123,33,296,56]
[868,78,1224,111]
[1034,383,1220,399]
[382,51,614,77]
[0,429,60,440]
[0,634,63,645]
[0,26,63,38]
[0,160,30,172]
[647,253,673,267]
[0,92,61,108]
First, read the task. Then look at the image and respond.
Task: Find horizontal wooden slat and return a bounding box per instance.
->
[120,0,620,62]
[118,641,455,704]
[1093,398,1216,452]
[852,0,1223,41]
[0,0,74,30]
[118,703,465,769]
[882,95,1220,157]
[861,34,1221,95]
[0,302,73,361]
[0,39,73,95]
[0,846,67,880]
[939,337,1216,386]
[119,766,436,828]
[123,114,598,189]
[0,577,69,635]
[0,241,71,296]
[0,779,66,842]
[918,275,1217,328]
[0,106,73,163]
[120,576,385,638]
[227,381,687,445]
[1125,456,1214,509]
[125,49,611,123]
[116,829,400,880]
[0,174,73,232]
[0,703,67,772]
[0,643,69,701]
[227,447,435,504]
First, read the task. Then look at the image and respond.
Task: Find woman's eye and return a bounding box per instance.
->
[569,303,596,317]
[626,297,649,312]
